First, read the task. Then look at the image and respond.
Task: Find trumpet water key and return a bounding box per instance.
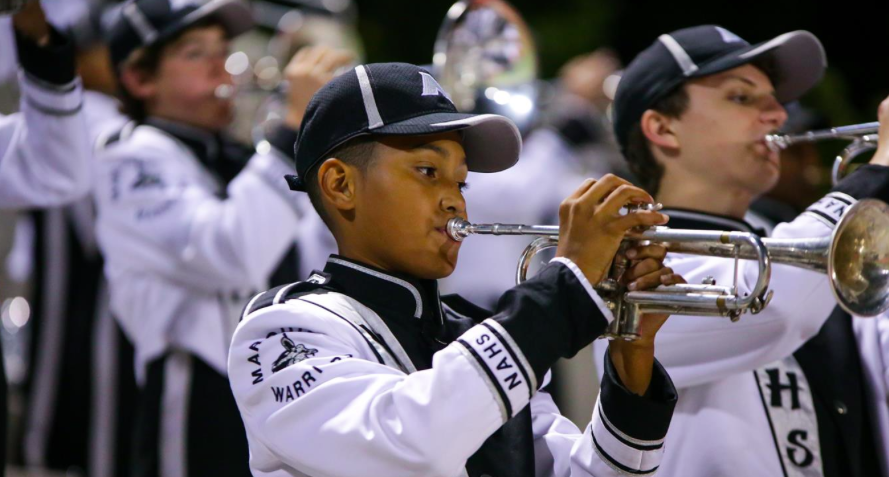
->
[447,199,889,340]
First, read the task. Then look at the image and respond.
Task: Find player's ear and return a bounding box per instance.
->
[119,64,157,102]
[317,158,357,213]
[641,109,680,151]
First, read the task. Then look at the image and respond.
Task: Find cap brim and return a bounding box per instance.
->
[374,112,522,173]
[178,0,254,39]
[693,31,826,103]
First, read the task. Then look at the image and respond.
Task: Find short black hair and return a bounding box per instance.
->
[305,136,379,230]
[623,57,779,196]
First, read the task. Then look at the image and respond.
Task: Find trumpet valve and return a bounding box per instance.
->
[624,202,664,213]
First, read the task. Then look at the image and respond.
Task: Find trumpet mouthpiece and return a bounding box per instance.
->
[446,218,471,242]
[214,84,236,100]
[764,134,789,151]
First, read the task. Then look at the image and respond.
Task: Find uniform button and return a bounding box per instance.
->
[835,400,848,415]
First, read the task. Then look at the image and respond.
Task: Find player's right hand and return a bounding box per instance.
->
[283,45,354,129]
[555,174,669,285]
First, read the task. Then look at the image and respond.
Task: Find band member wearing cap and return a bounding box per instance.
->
[94,0,351,475]
[0,2,92,209]
[229,62,683,477]
[594,25,889,477]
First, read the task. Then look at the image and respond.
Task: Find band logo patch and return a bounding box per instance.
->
[272,334,318,373]
[419,72,452,101]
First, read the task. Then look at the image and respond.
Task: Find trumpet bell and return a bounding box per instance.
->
[432,0,539,133]
[830,199,889,317]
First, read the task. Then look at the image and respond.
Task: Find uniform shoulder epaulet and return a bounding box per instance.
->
[441,294,494,323]
[240,271,333,322]
[95,120,137,152]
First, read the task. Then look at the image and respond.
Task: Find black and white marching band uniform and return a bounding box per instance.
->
[441,118,629,309]
[17,89,133,477]
[93,119,303,476]
[0,21,92,476]
[595,165,889,477]
[230,255,678,477]
[0,26,91,209]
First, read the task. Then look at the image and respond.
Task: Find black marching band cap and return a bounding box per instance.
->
[612,25,827,151]
[286,62,522,192]
[106,0,254,68]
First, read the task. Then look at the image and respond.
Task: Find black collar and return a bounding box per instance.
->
[661,207,765,236]
[144,117,253,185]
[145,117,220,162]
[322,255,443,325]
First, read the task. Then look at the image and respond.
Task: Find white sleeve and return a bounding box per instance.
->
[0,72,90,209]
[230,303,544,477]
[601,200,848,389]
[532,356,676,476]
[93,144,300,293]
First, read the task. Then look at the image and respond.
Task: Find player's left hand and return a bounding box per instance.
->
[608,244,685,395]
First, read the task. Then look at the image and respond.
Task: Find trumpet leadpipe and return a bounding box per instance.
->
[765,121,880,151]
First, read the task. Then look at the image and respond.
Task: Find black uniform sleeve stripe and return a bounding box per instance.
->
[23,96,83,116]
[803,208,838,226]
[597,403,664,451]
[456,338,512,418]
[241,283,299,321]
[825,192,853,205]
[358,324,413,373]
[294,298,385,365]
[591,433,659,476]
[480,322,533,399]
[241,291,266,322]
[492,261,610,386]
[598,349,677,442]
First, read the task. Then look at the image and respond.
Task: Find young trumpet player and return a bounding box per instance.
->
[227,62,686,477]
[595,25,889,477]
[94,0,351,474]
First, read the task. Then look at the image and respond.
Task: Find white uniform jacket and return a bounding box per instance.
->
[594,165,889,477]
[229,255,678,477]
[0,29,90,209]
[94,119,301,382]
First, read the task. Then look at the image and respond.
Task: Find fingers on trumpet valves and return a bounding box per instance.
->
[624,243,667,261]
[610,206,669,232]
[626,266,678,291]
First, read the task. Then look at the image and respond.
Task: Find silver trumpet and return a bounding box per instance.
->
[765,122,879,185]
[447,199,889,340]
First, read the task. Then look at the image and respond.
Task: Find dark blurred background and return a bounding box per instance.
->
[356,0,889,127]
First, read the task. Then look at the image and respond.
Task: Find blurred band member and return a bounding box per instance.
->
[96,1,351,475]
